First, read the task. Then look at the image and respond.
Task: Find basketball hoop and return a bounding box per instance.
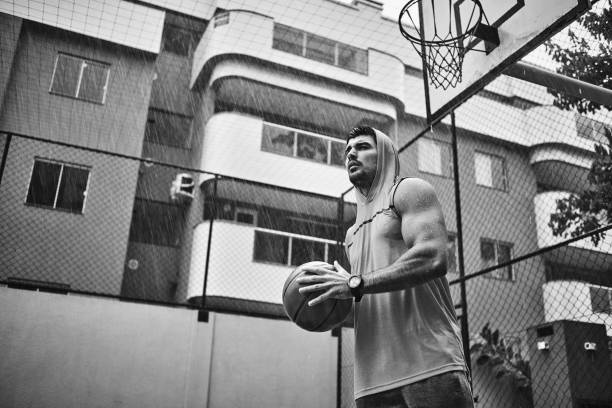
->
[398,0,499,90]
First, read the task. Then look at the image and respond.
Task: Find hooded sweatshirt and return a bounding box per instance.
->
[345,129,466,399]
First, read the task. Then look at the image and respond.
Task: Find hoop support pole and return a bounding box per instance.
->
[505,62,612,108]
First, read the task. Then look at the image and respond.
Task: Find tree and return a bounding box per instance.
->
[544,0,612,114]
[548,127,612,246]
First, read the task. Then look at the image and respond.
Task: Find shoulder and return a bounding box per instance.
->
[345,224,356,242]
[392,177,440,214]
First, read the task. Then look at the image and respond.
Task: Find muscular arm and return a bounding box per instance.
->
[360,178,448,294]
[297,178,449,305]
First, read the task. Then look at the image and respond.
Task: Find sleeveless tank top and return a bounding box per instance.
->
[346,129,467,399]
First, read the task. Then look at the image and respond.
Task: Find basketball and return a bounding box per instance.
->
[282,261,353,332]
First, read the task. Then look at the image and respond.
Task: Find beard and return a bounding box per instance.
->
[348,169,373,192]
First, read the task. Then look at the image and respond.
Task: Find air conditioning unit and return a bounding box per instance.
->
[170,173,194,203]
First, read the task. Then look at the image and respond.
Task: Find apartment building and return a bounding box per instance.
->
[0,0,610,407]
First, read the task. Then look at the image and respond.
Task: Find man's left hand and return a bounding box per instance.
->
[297,261,352,306]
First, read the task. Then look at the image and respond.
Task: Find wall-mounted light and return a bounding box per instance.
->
[584,342,597,351]
[537,341,550,351]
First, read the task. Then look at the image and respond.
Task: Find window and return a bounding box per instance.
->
[337,43,368,72]
[236,208,256,224]
[291,237,326,266]
[144,109,192,148]
[590,287,612,314]
[272,24,368,74]
[262,123,344,167]
[50,54,110,104]
[272,24,304,56]
[297,132,328,163]
[253,229,338,267]
[418,138,453,178]
[305,33,336,65]
[480,239,513,280]
[447,233,458,274]
[475,152,507,190]
[26,159,90,213]
[254,230,289,264]
[129,199,184,247]
[162,23,200,56]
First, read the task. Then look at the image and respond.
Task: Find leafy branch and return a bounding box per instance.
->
[544,1,612,114]
[548,127,612,246]
[470,323,531,389]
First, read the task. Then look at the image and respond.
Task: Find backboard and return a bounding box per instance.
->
[411,0,591,124]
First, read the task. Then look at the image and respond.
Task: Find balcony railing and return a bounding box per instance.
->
[253,227,341,267]
[184,221,347,305]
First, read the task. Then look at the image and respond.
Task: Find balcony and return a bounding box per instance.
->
[190,10,403,117]
[199,112,356,199]
[530,145,592,193]
[525,106,605,150]
[534,192,612,268]
[542,280,612,336]
[180,220,342,304]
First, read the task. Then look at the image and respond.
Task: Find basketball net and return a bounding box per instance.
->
[399,0,484,90]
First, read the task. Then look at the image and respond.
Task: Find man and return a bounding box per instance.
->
[297,126,473,407]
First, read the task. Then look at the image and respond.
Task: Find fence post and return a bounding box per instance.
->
[202,175,219,311]
[451,112,471,375]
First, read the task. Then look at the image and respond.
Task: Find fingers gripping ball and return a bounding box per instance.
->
[282,261,352,332]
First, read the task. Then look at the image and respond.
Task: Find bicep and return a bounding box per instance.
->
[395,179,448,250]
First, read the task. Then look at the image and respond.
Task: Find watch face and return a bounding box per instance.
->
[348,276,361,289]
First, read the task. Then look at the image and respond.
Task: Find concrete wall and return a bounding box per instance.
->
[0,21,155,156]
[0,287,212,408]
[121,242,180,302]
[0,137,138,294]
[0,21,159,294]
[0,286,338,408]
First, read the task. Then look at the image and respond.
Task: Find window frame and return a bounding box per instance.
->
[417,137,454,178]
[474,151,508,192]
[480,238,514,281]
[49,53,110,104]
[261,121,345,167]
[25,157,91,214]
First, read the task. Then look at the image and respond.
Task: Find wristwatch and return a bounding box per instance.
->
[348,275,364,302]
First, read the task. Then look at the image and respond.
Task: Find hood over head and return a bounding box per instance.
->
[355,128,400,206]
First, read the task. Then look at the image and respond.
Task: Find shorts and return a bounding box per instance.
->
[355,370,474,408]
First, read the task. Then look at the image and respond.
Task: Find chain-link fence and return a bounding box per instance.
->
[1,1,612,407]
